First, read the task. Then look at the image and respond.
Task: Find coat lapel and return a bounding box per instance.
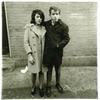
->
[30,25,39,37]
[41,26,46,38]
[30,24,46,38]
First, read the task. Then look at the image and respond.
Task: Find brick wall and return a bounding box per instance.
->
[5,2,97,66]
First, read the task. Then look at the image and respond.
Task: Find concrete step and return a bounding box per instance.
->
[2,56,15,71]
[2,56,97,70]
[62,56,97,66]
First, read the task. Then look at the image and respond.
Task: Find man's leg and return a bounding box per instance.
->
[46,64,53,96]
[47,64,53,87]
[31,73,37,96]
[55,64,61,84]
[55,64,64,93]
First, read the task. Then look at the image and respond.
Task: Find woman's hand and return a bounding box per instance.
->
[28,54,35,65]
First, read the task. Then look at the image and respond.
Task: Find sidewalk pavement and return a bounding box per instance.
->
[2,66,97,99]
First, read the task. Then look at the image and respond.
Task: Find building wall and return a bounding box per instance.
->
[5,2,97,66]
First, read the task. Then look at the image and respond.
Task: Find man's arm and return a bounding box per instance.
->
[58,24,70,48]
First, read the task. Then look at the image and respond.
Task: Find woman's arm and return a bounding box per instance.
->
[24,26,32,55]
[24,25,35,64]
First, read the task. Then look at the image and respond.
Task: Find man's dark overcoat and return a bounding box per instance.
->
[43,19,70,66]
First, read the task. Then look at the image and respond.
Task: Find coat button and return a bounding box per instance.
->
[34,51,36,53]
[32,36,35,38]
[48,38,50,41]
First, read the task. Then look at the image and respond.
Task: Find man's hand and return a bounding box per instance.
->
[28,54,35,64]
[57,44,59,48]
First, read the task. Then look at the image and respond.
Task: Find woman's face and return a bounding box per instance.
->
[35,13,42,25]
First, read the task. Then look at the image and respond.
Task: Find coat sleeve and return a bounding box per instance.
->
[24,25,32,55]
[58,24,70,48]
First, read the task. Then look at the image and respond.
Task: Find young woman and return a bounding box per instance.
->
[24,9,47,97]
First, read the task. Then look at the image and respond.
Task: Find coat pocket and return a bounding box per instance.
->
[28,61,39,73]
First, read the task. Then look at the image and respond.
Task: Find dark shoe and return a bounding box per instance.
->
[31,87,36,96]
[46,87,51,97]
[55,83,64,93]
[39,88,44,97]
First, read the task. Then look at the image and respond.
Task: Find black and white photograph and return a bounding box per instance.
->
[1,1,98,99]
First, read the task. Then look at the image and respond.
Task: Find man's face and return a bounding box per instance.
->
[50,10,60,22]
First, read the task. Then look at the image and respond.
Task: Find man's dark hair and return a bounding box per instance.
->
[49,6,61,14]
[30,9,45,25]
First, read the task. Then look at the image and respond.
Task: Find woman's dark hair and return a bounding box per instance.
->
[30,9,45,25]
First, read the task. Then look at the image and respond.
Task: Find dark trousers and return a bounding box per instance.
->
[47,64,61,87]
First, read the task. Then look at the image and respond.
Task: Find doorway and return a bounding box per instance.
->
[2,2,9,55]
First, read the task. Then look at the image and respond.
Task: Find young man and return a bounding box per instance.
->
[43,6,70,96]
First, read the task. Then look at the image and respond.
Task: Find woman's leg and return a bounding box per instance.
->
[32,73,37,88]
[31,73,37,95]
